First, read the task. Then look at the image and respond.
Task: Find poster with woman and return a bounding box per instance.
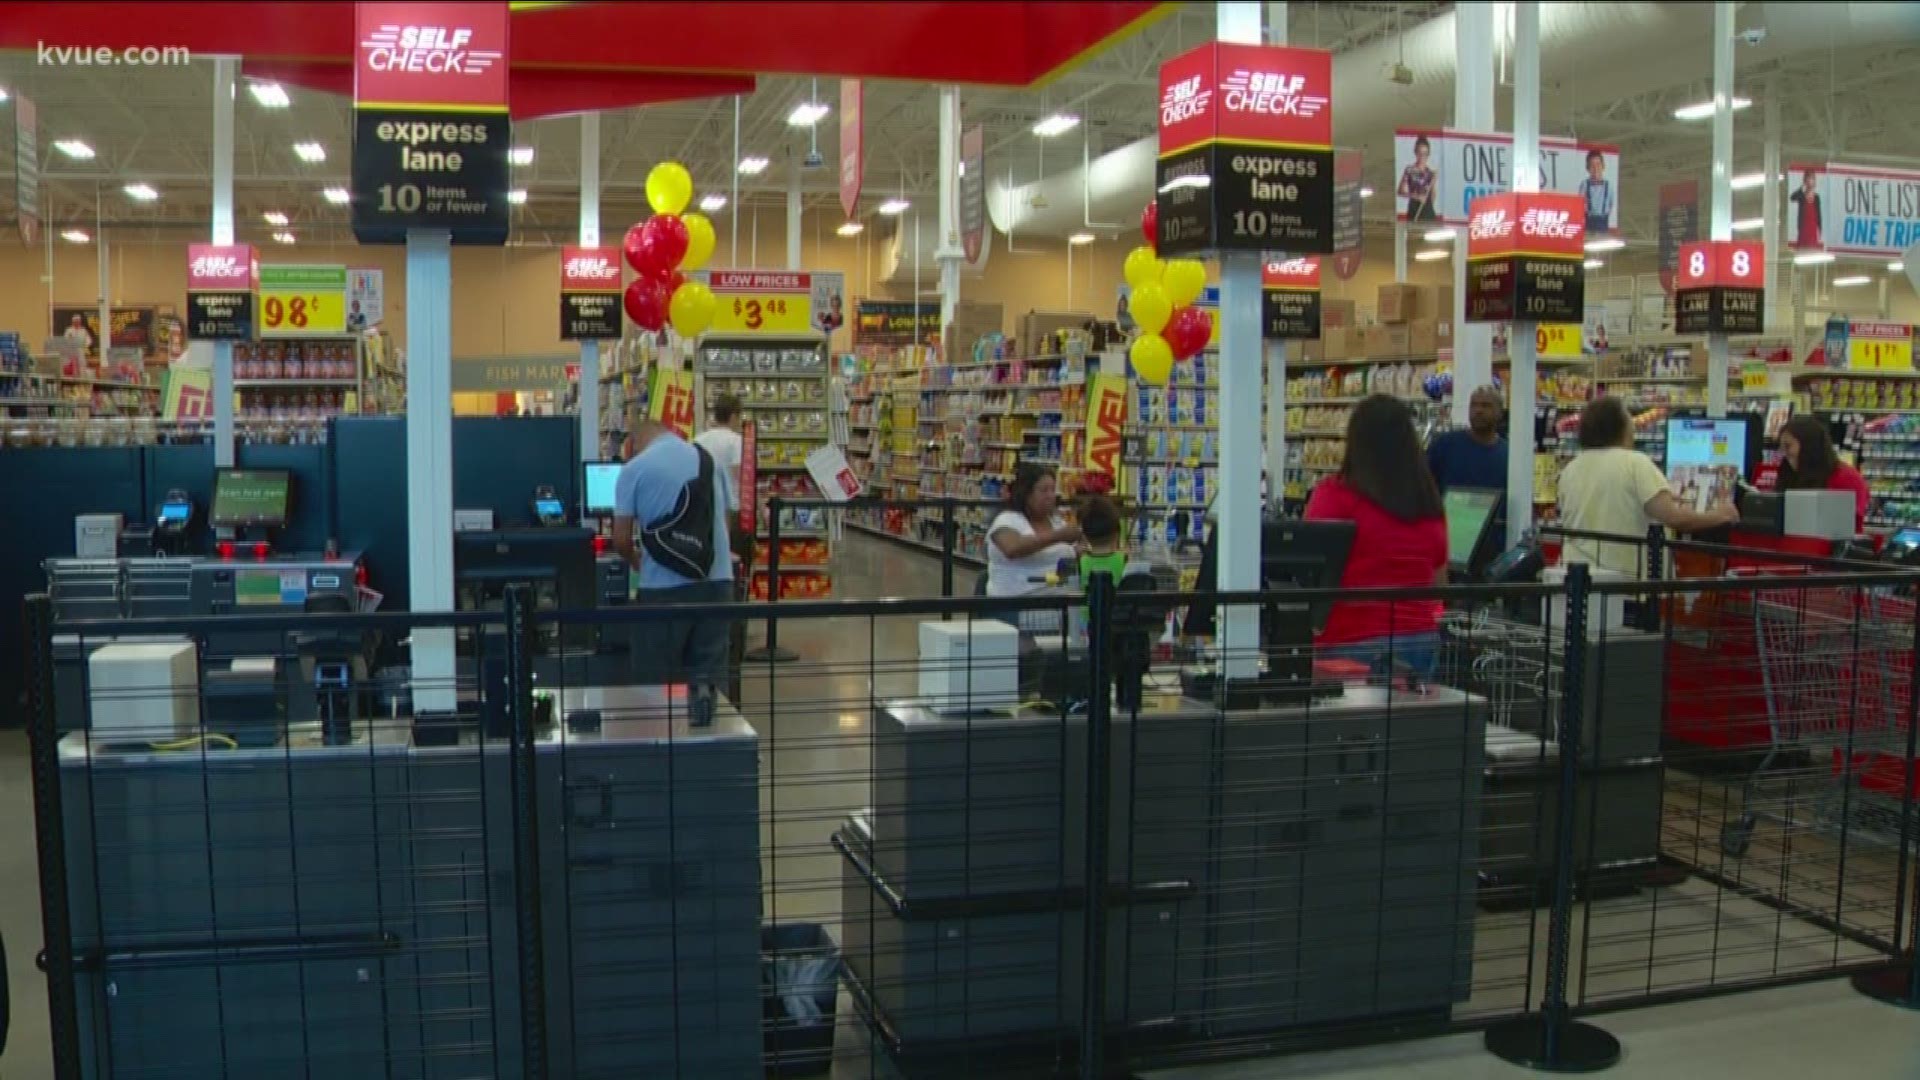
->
[1397,134,1439,222]
[1789,167,1823,250]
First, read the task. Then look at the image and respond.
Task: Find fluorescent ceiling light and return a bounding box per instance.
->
[321,186,350,205]
[836,221,864,237]
[1031,113,1080,138]
[699,193,727,212]
[509,146,534,166]
[1731,217,1764,232]
[0,88,9,103]
[122,183,158,202]
[1793,251,1835,266]
[1832,275,1872,287]
[1584,237,1625,252]
[1413,248,1450,262]
[53,139,94,160]
[1730,171,1772,191]
[292,141,326,163]
[876,198,911,216]
[1892,261,1906,274]
[1423,228,1456,242]
[1157,174,1211,193]
[262,211,289,226]
[1673,95,1751,121]
[60,229,89,244]
[508,189,528,205]
[1068,232,1096,245]
[247,81,290,108]
[271,231,296,244]
[1584,259,1606,270]
[1359,186,1375,199]
[787,101,829,127]
[737,155,769,175]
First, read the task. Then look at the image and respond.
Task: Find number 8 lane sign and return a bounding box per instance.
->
[1675,240,1764,335]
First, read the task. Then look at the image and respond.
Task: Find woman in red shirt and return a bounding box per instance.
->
[1305,394,1450,676]
[1777,416,1870,532]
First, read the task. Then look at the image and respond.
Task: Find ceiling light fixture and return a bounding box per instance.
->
[247,81,290,108]
[737,155,769,176]
[1730,171,1773,191]
[1673,95,1751,121]
[123,183,159,202]
[877,198,911,216]
[1832,275,1872,287]
[509,146,534,166]
[53,139,94,160]
[1584,258,1606,270]
[699,193,727,212]
[322,186,350,205]
[272,231,296,244]
[1891,261,1907,274]
[787,101,830,127]
[292,141,326,163]
[1423,228,1456,242]
[263,211,289,226]
[1731,217,1764,232]
[60,229,89,244]
[508,189,528,205]
[1068,232,1096,245]
[1031,113,1080,138]
[1584,237,1626,252]
[836,221,864,237]
[0,88,10,103]
[1413,248,1450,262]
[1359,186,1375,199]
[1793,251,1836,266]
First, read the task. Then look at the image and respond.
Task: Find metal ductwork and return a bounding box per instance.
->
[987,2,1920,239]
[876,213,989,287]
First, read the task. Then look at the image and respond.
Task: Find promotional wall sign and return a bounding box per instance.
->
[1534,323,1582,360]
[1657,179,1700,295]
[160,366,214,421]
[558,245,623,340]
[1464,191,1587,324]
[1084,373,1130,482]
[700,269,846,335]
[50,305,155,358]
[14,93,37,245]
[1331,148,1363,279]
[185,243,258,341]
[258,265,350,336]
[1827,319,1914,372]
[1394,130,1621,232]
[1675,240,1764,335]
[648,367,696,436]
[1260,256,1321,339]
[351,2,511,244]
[840,79,863,220]
[960,123,987,265]
[347,268,384,329]
[450,356,577,392]
[1786,162,1920,257]
[1155,42,1336,255]
[854,300,940,344]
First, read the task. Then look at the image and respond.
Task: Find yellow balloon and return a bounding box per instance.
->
[1163,258,1207,308]
[1130,333,1174,386]
[681,212,717,272]
[669,281,717,338]
[1123,245,1166,291]
[1130,282,1172,335]
[645,161,694,216]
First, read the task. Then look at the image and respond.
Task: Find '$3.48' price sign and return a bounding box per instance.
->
[706,270,816,335]
[732,296,791,331]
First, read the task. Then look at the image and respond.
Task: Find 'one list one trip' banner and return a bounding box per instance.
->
[1464,191,1588,325]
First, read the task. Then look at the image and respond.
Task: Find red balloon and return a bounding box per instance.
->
[623,279,669,331]
[636,213,690,275]
[640,264,686,295]
[1165,305,1211,360]
[621,222,650,273]
[1141,200,1158,249]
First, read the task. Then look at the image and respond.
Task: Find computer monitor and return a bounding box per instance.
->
[1444,486,1504,575]
[1260,518,1356,634]
[1666,416,1756,515]
[454,527,599,651]
[209,469,291,529]
[583,460,623,516]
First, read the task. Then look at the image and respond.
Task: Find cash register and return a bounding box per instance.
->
[1182,516,1356,705]
[583,459,630,606]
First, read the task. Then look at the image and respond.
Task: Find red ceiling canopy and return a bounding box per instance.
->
[0,1,1166,117]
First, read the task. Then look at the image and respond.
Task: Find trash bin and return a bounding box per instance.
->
[762,922,840,1075]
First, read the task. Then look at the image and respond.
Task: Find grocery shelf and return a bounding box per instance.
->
[235,378,359,388]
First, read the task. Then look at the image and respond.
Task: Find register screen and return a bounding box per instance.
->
[1666,418,1748,513]
[583,462,623,515]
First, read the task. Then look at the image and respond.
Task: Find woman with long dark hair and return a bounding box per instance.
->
[1777,415,1870,531]
[985,464,1081,599]
[1303,394,1449,675]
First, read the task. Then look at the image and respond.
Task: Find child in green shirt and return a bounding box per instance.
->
[1076,495,1128,581]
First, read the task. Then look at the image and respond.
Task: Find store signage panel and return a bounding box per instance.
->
[1393,129,1621,232]
[258,265,349,337]
[558,245,622,340]
[1155,42,1336,256]
[1657,179,1699,295]
[186,243,258,342]
[855,300,941,343]
[960,124,986,265]
[840,79,863,220]
[700,269,845,336]
[351,2,511,245]
[1534,323,1581,360]
[1331,148,1363,279]
[1787,162,1920,257]
[1464,192,1587,325]
[451,356,576,392]
[1083,373,1129,482]
[1259,256,1321,340]
[14,94,38,246]
[649,367,696,436]
[1836,320,1914,372]
[1674,240,1764,335]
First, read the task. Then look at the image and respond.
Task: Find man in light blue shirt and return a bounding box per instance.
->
[610,419,734,718]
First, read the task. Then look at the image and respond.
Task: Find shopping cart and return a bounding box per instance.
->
[1719,574,1917,857]
[1442,612,1563,738]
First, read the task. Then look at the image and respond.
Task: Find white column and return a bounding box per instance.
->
[1262,2,1289,499]
[1762,81,1782,334]
[1216,0,1262,677]
[1505,3,1539,546]
[578,114,602,463]
[211,57,236,466]
[730,97,742,267]
[1394,222,1408,282]
[787,137,803,270]
[936,87,962,326]
[406,229,457,713]
[1451,3,1495,429]
[1707,0,1735,418]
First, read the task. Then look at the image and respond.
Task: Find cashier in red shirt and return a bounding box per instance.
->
[1777,416,1870,532]
[1304,394,1449,677]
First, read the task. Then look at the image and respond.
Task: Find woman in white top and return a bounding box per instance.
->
[986,465,1082,598]
[1558,396,1738,577]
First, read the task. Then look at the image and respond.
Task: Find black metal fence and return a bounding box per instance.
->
[22,547,1920,1078]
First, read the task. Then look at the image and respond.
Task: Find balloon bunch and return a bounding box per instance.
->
[622,162,720,337]
[1126,201,1209,385]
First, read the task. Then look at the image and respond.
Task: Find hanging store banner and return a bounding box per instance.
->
[351,2,512,244]
[13,93,38,246]
[648,367,696,436]
[700,269,845,335]
[1155,42,1336,256]
[840,78,863,220]
[1786,162,1920,257]
[1657,178,1700,296]
[960,123,986,265]
[1083,372,1130,483]
[1393,129,1621,233]
[1260,256,1321,340]
[347,268,384,329]
[1464,191,1588,324]
[1331,148,1363,279]
[258,265,349,336]
[1675,240,1764,335]
[739,418,758,533]
[558,245,623,340]
[185,243,259,342]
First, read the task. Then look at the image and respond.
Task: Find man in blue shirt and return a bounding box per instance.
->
[1426,385,1508,493]
[611,419,734,720]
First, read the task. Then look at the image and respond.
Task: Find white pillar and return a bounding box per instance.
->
[578,113,602,463]
[1215,0,1262,677]
[1451,3,1495,430]
[1707,0,1735,418]
[1262,2,1289,500]
[730,97,742,267]
[787,138,803,270]
[211,57,236,466]
[1394,222,1408,282]
[406,229,457,713]
[936,87,962,326]
[1505,3,1539,546]
[1762,81,1782,334]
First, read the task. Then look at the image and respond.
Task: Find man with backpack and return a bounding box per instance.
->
[610,418,734,724]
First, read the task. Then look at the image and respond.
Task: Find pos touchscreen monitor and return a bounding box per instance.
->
[583,460,623,516]
[210,469,292,529]
[1665,415,1757,515]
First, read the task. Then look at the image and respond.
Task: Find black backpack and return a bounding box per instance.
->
[641,444,719,580]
